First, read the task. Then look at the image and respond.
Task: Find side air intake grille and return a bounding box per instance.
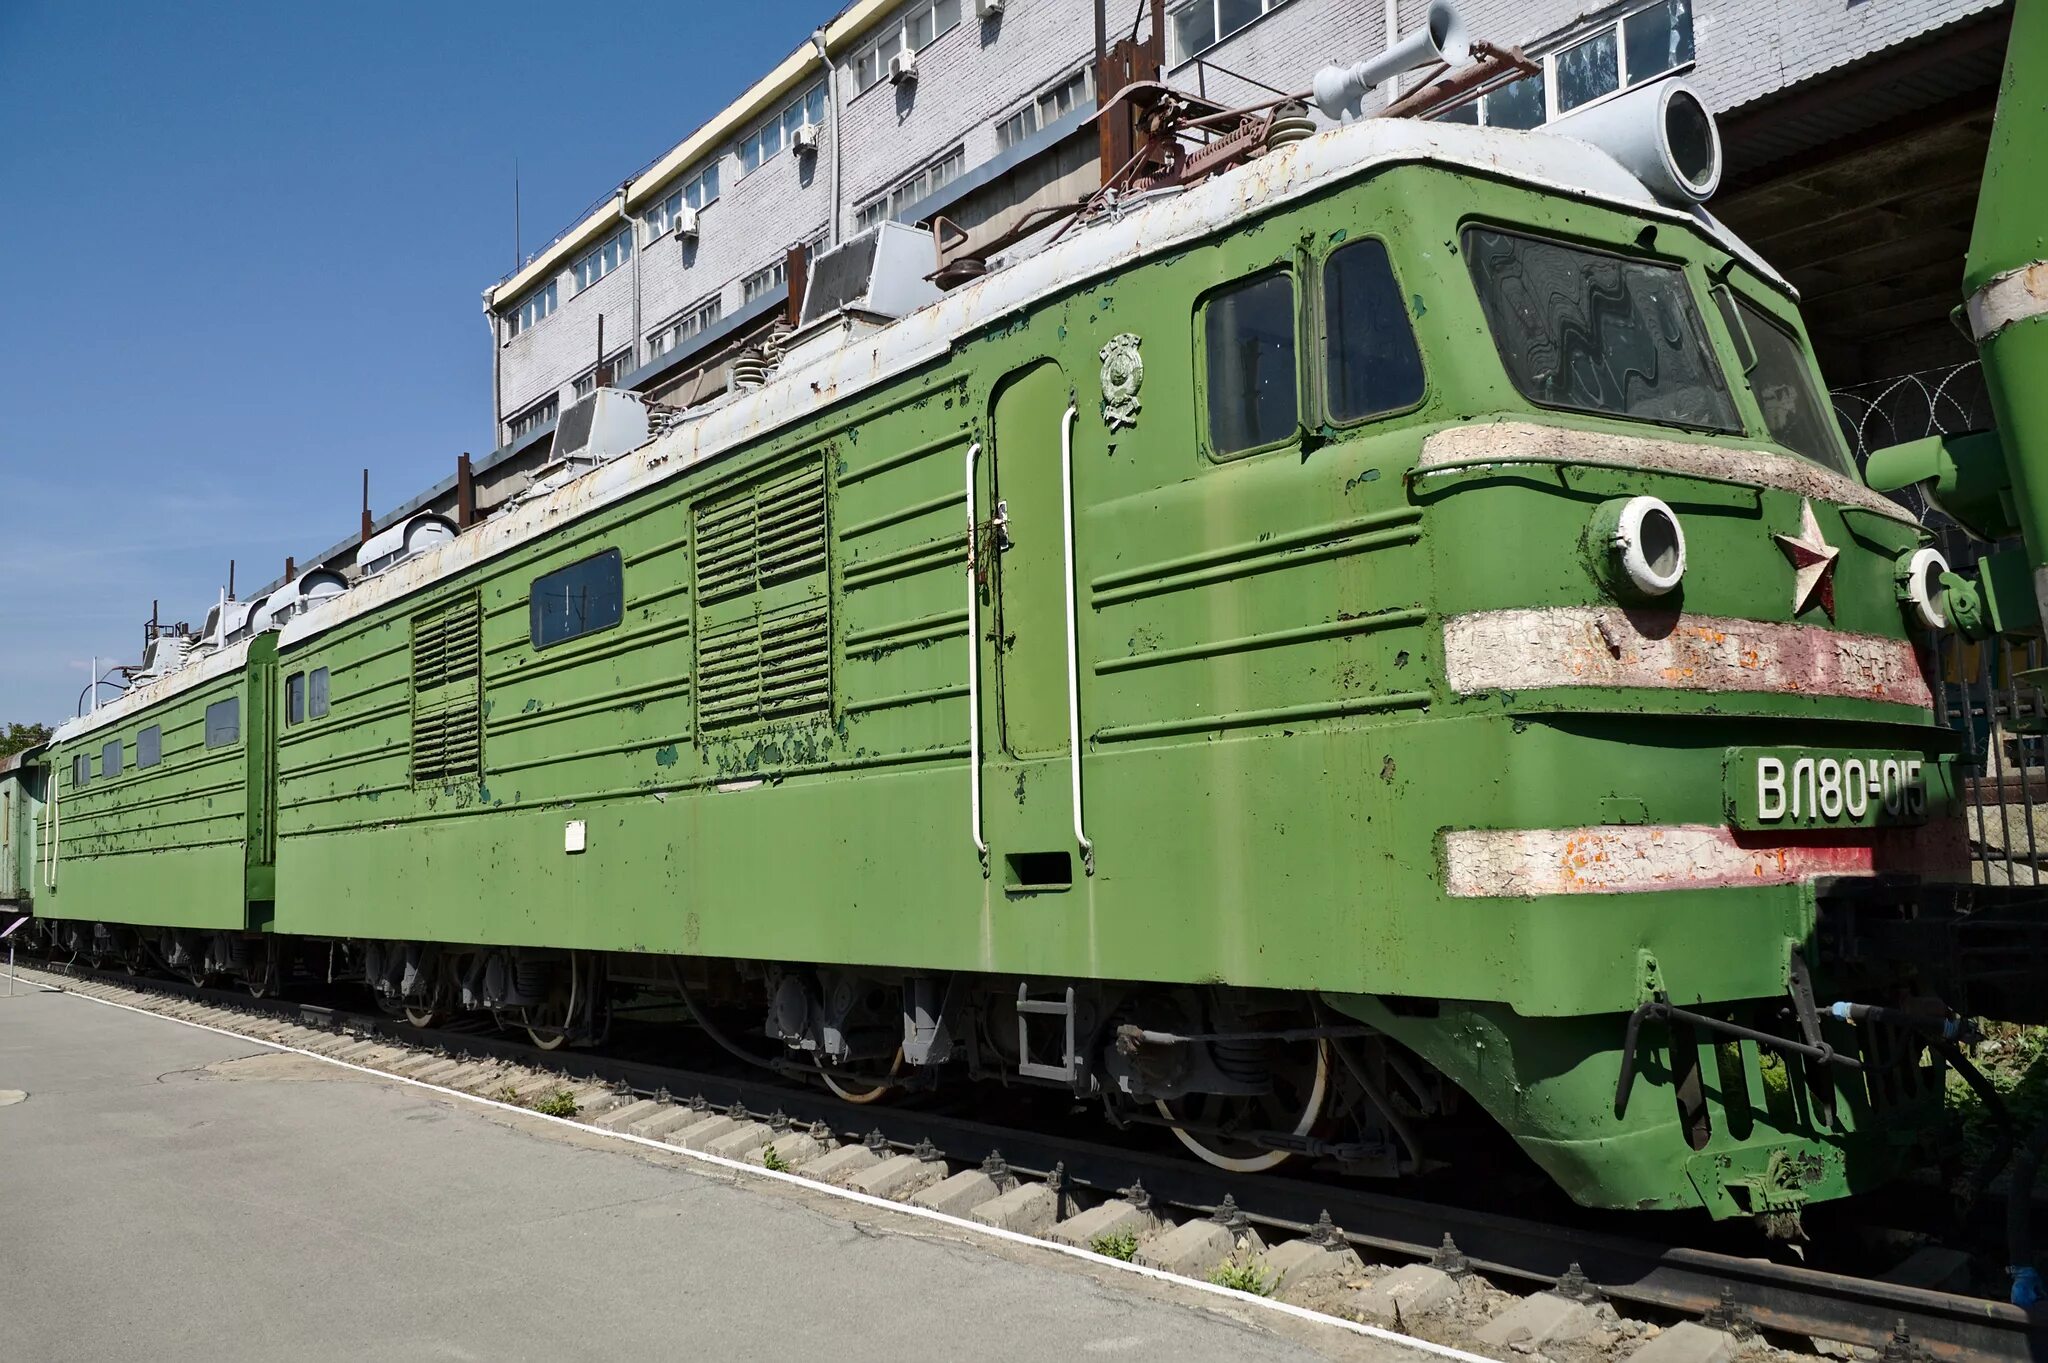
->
[411,593,483,783]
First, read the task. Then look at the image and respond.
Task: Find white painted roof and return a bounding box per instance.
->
[65,117,1796,739]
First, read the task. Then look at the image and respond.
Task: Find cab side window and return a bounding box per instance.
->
[1323,238,1424,422]
[1201,272,1298,458]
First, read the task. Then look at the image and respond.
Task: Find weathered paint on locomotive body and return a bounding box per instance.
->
[36,119,1962,1216]
[41,636,278,933]
[0,750,44,909]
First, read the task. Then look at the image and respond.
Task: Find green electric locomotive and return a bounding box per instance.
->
[26,23,2031,1221]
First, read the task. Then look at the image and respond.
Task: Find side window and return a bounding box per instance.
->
[530,549,625,650]
[1323,239,1425,423]
[1201,272,1298,457]
[1730,293,1853,475]
[72,754,89,788]
[101,739,122,779]
[286,672,306,726]
[205,697,241,749]
[310,667,330,719]
[138,726,162,768]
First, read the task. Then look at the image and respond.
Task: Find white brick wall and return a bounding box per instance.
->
[488,0,1994,438]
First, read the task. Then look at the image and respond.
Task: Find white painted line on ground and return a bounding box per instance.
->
[35,970,1494,1363]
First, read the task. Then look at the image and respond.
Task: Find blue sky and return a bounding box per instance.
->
[0,1,839,725]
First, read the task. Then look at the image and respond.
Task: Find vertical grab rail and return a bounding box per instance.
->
[1058,402,1095,875]
[43,759,58,889]
[963,439,989,875]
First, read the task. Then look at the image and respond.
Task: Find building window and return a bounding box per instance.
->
[574,348,637,397]
[740,83,826,175]
[137,725,162,768]
[854,146,966,231]
[645,165,721,242]
[506,280,558,339]
[573,225,633,293]
[743,257,788,304]
[310,668,330,719]
[1170,0,1291,65]
[72,753,88,788]
[101,739,122,779]
[508,394,560,442]
[530,549,624,650]
[1432,0,1691,129]
[1202,272,1298,457]
[996,67,1095,151]
[204,697,241,749]
[853,0,962,90]
[287,672,306,726]
[648,296,724,360]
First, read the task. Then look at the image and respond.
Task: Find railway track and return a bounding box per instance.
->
[18,955,2048,1361]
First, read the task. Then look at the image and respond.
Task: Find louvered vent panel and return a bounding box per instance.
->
[411,594,484,783]
[758,600,830,718]
[696,601,830,728]
[697,617,762,729]
[694,456,826,602]
[695,495,757,604]
[756,462,827,585]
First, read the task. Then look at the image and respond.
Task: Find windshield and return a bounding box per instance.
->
[1719,290,1854,476]
[1463,227,1740,434]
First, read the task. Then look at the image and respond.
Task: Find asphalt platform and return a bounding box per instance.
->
[0,980,1426,1362]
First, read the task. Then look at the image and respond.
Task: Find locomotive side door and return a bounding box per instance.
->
[979,360,1079,889]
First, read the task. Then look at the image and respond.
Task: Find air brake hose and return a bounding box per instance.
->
[665,959,795,1074]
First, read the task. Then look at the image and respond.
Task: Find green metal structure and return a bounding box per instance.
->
[33,22,2048,1219]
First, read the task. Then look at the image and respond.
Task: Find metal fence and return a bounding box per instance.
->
[1833,361,2045,886]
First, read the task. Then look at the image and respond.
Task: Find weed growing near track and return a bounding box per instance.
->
[532,1089,579,1118]
[1090,1230,1139,1261]
[761,1145,790,1172]
[1209,1259,1272,1296]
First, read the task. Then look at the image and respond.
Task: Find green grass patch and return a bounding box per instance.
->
[1209,1259,1272,1296]
[532,1089,579,1118]
[1090,1229,1139,1261]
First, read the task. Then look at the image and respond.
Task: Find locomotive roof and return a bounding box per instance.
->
[59,115,1789,744]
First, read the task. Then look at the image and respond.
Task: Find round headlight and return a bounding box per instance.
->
[1590,495,1687,600]
[1895,546,1951,631]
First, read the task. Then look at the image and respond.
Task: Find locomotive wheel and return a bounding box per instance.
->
[246,950,280,999]
[403,1003,443,1028]
[521,1001,570,1051]
[1157,1040,1331,1173]
[816,1048,904,1105]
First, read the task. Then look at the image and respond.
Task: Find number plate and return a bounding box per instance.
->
[1724,748,1954,831]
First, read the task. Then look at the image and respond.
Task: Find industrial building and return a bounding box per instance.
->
[270,0,2012,590]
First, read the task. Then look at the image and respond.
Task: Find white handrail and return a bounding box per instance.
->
[963,439,989,874]
[43,759,58,889]
[1058,402,1094,875]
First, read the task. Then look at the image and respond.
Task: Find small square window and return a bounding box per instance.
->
[138,725,162,768]
[205,697,241,749]
[286,672,306,726]
[101,739,122,779]
[310,668,330,719]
